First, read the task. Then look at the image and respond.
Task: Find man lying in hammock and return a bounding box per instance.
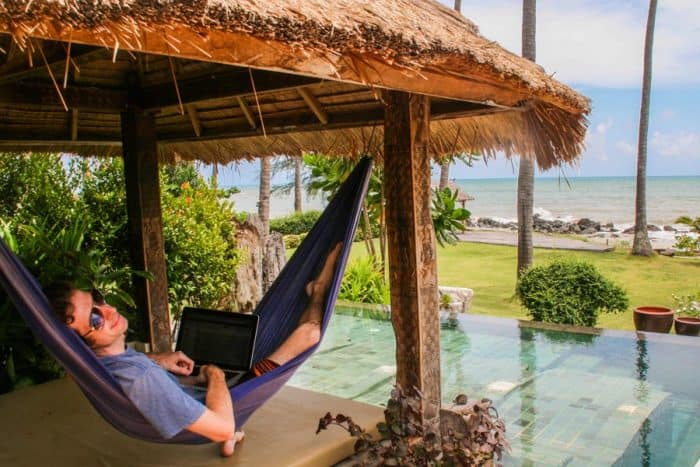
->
[44,242,342,457]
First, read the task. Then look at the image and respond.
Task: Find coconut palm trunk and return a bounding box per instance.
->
[259,156,271,236]
[294,156,302,212]
[517,0,536,278]
[632,0,657,257]
[439,160,450,190]
[438,0,463,192]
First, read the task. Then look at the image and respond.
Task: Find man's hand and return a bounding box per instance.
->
[147,351,194,376]
[199,364,225,382]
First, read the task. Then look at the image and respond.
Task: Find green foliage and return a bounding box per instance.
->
[303,154,385,261]
[675,216,700,232]
[432,187,471,247]
[283,233,307,249]
[0,153,76,229]
[160,169,240,315]
[673,234,700,255]
[673,291,700,318]
[317,387,508,466]
[516,260,629,327]
[270,211,321,235]
[339,258,390,304]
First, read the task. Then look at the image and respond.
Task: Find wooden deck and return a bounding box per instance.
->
[0,378,383,466]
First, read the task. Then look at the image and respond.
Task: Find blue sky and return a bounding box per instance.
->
[212,0,700,185]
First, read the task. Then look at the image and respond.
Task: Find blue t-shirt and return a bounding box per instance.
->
[100,348,206,439]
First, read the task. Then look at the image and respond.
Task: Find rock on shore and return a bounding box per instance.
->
[470,215,679,236]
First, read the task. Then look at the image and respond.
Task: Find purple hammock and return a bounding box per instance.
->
[0,157,372,444]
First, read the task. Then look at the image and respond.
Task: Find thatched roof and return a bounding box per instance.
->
[0,0,590,169]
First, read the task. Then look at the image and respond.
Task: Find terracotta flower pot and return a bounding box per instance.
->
[674,317,700,337]
[633,306,673,333]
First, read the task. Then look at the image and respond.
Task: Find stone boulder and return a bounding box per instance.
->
[228,215,264,313]
[262,232,286,294]
[438,286,474,314]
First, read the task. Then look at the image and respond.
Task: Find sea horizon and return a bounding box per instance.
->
[227,175,700,229]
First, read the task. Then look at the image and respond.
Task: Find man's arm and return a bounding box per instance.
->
[186,365,236,442]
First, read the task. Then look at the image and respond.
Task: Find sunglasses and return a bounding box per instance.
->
[81,289,106,339]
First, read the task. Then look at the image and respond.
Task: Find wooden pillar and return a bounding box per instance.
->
[121,104,172,352]
[383,90,441,428]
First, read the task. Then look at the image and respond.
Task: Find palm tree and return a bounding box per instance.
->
[438,0,464,191]
[632,0,657,256]
[294,156,302,212]
[258,156,271,235]
[517,0,536,278]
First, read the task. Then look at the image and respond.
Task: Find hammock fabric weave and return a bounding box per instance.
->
[0,158,372,444]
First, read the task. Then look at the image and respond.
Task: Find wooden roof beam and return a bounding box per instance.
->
[0,81,126,111]
[70,108,79,140]
[236,96,257,130]
[296,87,328,125]
[0,47,108,86]
[185,103,201,137]
[142,69,321,111]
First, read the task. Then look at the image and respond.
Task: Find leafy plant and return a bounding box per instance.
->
[270,211,322,235]
[339,258,390,304]
[673,234,700,256]
[283,233,307,250]
[432,187,471,247]
[673,291,700,318]
[516,260,629,327]
[675,216,700,232]
[160,171,241,315]
[317,386,508,466]
[439,292,453,309]
[0,153,76,230]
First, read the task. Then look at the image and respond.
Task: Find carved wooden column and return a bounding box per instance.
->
[383,90,441,428]
[121,104,172,352]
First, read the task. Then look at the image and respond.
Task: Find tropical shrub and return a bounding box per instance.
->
[270,210,322,235]
[675,216,700,232]
[161,174,240,314]
[673,234,700,256]
[432,187,471,247]
[673,291,700,318]
[0,153,76,230]
[516,260,628,327]
[283,233,307,250]
[339,258,390,304]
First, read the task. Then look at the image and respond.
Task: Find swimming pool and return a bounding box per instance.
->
[288,306,700,466]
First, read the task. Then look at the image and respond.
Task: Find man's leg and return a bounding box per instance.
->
[264,242,342,366]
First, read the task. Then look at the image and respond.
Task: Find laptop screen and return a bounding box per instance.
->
[176,307,258,372]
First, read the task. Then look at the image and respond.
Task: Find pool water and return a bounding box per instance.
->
[288,307,700,466]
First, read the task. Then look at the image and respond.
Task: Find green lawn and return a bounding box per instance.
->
[344,240,700,331]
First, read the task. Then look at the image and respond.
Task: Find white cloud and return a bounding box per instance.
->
[584,117,614,161]
[596,118,613,134]
[650,131,700,158]
[616,140,636,156]
[440,0,700,87]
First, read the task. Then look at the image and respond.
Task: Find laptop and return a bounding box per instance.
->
[175,307,259,387]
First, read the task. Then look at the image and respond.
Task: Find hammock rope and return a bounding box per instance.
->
[0,157,373,444]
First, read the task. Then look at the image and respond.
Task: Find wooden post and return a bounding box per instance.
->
[121,101,172,352]
[383,90,441,429]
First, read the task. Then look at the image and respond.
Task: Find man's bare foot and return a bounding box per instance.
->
[220,430,245,457]
[299,242,343,325]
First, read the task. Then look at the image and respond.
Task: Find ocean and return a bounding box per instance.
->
[229,176,700,228]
